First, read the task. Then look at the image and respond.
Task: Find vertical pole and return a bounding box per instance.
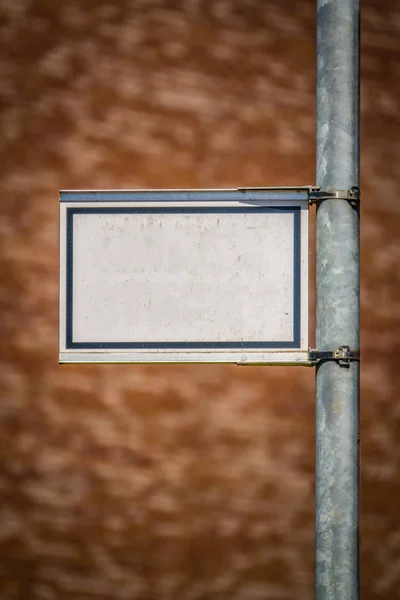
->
[316,0,360,599]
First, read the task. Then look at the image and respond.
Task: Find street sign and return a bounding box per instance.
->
[59,188,309,365]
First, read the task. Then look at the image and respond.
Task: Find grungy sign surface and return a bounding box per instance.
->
[59,188,309,365]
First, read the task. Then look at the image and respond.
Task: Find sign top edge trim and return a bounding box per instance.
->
[60,186,317,194]
[60,187,314,203]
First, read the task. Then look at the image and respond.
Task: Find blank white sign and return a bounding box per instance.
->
[59,189,309,364]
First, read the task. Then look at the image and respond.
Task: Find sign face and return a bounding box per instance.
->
[59,188,309,364]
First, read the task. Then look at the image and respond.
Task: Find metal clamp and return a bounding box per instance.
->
[309,345,360,366]
[309,186,360,207]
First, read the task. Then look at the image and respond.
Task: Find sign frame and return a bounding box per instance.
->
[59,187,310,365]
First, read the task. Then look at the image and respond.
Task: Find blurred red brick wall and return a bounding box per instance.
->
[0,1,399,598]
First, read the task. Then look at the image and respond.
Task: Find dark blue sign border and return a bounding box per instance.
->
[66,207,301,350]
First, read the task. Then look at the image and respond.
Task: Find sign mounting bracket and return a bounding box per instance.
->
[308,186,360,206]
[309,346,360,367]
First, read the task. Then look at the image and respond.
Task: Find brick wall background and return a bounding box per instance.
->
[0,1,399,598]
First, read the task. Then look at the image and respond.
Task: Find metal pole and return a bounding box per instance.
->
[316,0,360,598]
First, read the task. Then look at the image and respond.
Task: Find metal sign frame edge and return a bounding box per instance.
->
[59,186,310,365]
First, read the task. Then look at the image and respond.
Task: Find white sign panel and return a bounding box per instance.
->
[59,188,309,364]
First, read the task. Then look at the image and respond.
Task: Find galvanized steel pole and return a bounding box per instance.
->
[316,0,360,598]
